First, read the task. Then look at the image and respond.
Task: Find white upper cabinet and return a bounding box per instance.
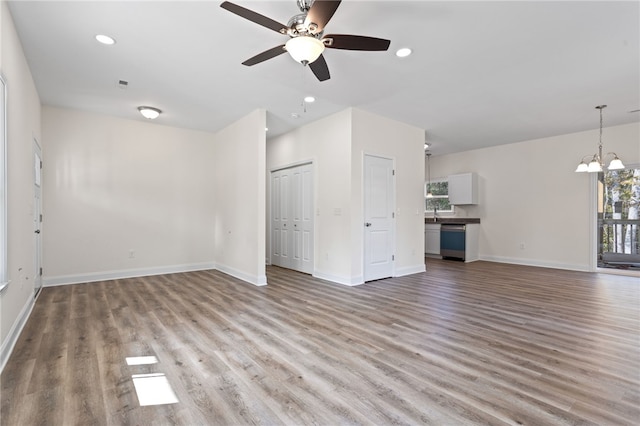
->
[448,172,478,205]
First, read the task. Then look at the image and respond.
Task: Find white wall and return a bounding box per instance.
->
[267,109,353,283]
[0,0,42,369]
[351,108,426,278]
[267,108,425,285]
[42,106,217,284]
[430,122,640,271]
[213,109,267,285]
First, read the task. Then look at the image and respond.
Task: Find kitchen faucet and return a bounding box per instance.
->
[433,205,438,222]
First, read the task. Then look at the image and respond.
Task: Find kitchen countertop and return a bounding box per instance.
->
[424,217,481,224]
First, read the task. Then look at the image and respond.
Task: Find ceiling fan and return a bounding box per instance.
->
[220,0,391,82]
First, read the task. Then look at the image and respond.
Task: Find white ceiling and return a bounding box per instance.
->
[7,0,640,155]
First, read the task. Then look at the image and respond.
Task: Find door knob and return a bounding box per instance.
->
[34,229,41,234]
[365,222,372,227]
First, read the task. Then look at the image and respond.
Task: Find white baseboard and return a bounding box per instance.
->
[313,270,364,286]
[43,262,217,287]
[479,255,590,272]
[1,293,35,374]
[214,263,267,286]
[395,264,426,277]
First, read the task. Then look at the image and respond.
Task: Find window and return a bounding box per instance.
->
[425,177,453,213]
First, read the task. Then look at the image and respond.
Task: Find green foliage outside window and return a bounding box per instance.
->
[425,179,453,212]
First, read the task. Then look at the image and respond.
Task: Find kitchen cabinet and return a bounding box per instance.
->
[425,223,441,255]
[448,172,478,205]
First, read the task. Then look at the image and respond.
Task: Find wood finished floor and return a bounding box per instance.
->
[1,259,639,425]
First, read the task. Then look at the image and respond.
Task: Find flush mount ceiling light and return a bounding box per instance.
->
[138,106,162,120]
[304,96,316,103]
[285,36,325,64]
[95,34,116,45]
[575,105,625,173]
[396,47,412,58]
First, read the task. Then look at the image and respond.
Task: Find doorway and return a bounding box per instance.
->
[271,163,314,274]
[596,166,640,271]
[363,154,395,281]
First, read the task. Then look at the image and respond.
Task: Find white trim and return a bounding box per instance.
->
[313,270,364,286]
[214,263,267,286]
[43,262,216,287]
[595,267,640,277]
[1,291,36,374]
[395,264,426,277]
[589,171,598,271]
[0,74,7,287]
[270,159,314,173]
[480,255,590,272]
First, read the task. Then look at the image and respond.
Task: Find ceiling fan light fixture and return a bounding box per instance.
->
[138,106,162,120]
[285,36,325,64]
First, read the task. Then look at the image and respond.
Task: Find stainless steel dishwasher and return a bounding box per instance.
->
[440,224,466,260]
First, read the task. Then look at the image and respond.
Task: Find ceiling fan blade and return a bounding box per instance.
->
[309,54,330,82]
[323,34,391,51]
[242,45,287,66]
[304,1,341,34]
[220,1,288,34]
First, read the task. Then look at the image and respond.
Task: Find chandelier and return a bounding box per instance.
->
[575,105,625,173]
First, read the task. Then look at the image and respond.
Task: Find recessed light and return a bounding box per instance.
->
[95,34,116,45]
[265,127,269,132]
[304,96,315,103]
[396,47,412,58]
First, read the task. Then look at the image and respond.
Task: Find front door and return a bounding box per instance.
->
[363,155,394,281]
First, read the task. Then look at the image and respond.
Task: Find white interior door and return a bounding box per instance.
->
[364,155,394,281]
[33,142,43,296]
[271,164,314,274]
[271,169,292,269]
[291,164,314,274]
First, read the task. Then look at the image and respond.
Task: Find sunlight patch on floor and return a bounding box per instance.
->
[132,373,179,406]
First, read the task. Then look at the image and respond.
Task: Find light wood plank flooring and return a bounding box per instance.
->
[2,259,639,425]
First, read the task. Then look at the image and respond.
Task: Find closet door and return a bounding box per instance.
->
[271,169,291,268]
[291,164,314,274]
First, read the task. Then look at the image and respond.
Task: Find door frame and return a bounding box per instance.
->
[33,137,43,296]
[362,153,396,282]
